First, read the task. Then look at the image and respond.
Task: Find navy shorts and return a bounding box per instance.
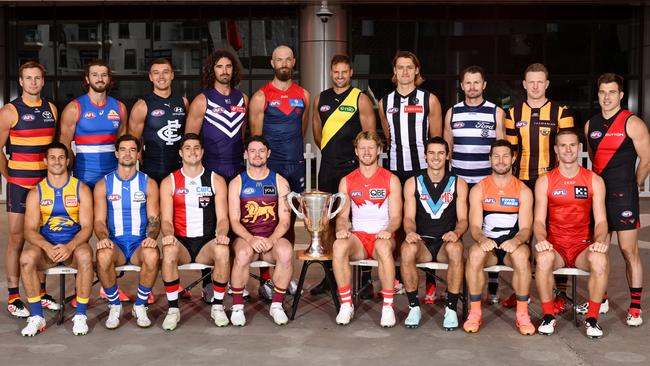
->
[6,182,30,214]
[318,160,356,194]
[606,184,640,231]
[177,236,215,263]
[268,160,305,193]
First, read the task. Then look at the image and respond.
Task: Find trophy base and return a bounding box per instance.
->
[305,236,325,258]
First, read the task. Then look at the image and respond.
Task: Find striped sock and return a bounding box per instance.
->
[630,287,642,314]
[212,281,227,305]
[103,284,121,305]
[28,296,44,318]
[231,287,245,305]
[382,289,394,307]
[338,284,352,305]
[469,294,482,315]
[8,287,20,303]
[75,296,89,315]
[164,279,180,308]
[271,286,286,303]
[135,284,152,306]
[40,282,46,296]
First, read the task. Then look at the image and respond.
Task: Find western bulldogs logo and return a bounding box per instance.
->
[151,109,165,117]
[369,188,386,199]
[590,131,602,139]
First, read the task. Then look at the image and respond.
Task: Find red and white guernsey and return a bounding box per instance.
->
[346,167,392,234]
[171,168,217,238]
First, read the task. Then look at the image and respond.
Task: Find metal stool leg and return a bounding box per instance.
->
[573,275,578,327]
[58,274,65,325]
[290,261,311,320]
[323,261,340,312]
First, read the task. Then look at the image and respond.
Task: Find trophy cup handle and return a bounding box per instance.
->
[286,191,304,219]
[328,192,347,220]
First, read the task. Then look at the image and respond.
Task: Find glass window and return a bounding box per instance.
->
[57,23,104,75]
[107,22,149,76]
[119,23,130,39]
[152,21,209,76]
[545,22,592,75]
[124,49,137,70]
[12,23,55,77]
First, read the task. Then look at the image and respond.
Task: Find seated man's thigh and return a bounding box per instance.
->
[346,233,368,261]
[129,244,158,266]
[467,243,498,267]
[68,242,93,269]
[372,238,396,259]
[261,238,292,264]
[574,246,607,273]
[503,244,530,268]
[195,240,228,265]
[23,244,55,271]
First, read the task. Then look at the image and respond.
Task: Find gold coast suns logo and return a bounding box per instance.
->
[46,217,74,232]
[242,201,276,223]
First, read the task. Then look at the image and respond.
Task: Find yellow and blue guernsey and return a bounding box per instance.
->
[38,176,81,244]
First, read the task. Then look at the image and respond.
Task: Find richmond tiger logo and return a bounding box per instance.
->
[242,201,277,223]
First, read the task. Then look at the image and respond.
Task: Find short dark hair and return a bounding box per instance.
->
[597,73,624,92]
[180,133,203,148]
[201,49,242,89]
[45,142,69,159]
[245,135,270,150]
[555,128,581,144]
[83,59,114,92]
[19,61,46,79]
[460,65,485,82]
[149,58,173,70]
[490,139,515,155]
[115,134,142,152]
[330,54,352,69]
[391,51,424,86]
[425,136,449,155]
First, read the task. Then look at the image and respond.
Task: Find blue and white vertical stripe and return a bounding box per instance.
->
[105,170,148,244]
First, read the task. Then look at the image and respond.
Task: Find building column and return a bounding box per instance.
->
[643,5,650,122]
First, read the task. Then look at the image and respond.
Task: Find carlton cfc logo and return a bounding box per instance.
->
[590,131,603,139]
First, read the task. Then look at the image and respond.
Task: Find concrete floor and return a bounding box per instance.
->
[1,204,650,366]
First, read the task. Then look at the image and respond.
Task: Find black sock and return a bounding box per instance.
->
[407,291,419,307]
[487,272,499,295]
[201,268,212,288]
[446,292,459,312]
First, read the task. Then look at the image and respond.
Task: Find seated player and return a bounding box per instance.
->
[94,135,160,329]
[463,140,535,335]
[19,142,93,336]
[534,129,609,338]
[332,131,402,327]
[401,137,467,330]
[228,135,293,326]
[160,133,231,330]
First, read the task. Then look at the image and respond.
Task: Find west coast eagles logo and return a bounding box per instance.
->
[46,217,75,232]
[242,201,276,223]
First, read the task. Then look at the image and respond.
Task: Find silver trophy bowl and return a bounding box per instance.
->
[287,190,346,257]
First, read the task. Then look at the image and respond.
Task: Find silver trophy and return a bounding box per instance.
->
[287,190,346,257]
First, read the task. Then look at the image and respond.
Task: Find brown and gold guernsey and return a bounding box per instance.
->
[505,100,573,182]
[238,170,279,237]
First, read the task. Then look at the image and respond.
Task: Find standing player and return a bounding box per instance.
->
[228,135,294,326]
[534,129,609,338]
[129,58,188,184]
[400,137,467,330]
[310,54,376,296]
[585,73,650,326]
[19,142,94,336]
[332,131,402,327]
[159,133,231,330]
[504,63,574,309]
[443,65,505,304]
[94,135,160,329]
[59,59,127,188]
[463,140,535,335]
[0,61,58,317]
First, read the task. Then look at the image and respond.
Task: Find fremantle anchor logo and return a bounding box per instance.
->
[157,119,182,145]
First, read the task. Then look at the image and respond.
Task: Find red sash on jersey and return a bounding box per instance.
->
[593,109,633,174]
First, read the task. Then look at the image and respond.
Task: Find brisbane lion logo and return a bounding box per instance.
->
[242,201,276,223]
[46,217,75,232]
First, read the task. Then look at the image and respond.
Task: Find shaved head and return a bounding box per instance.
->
[270,45,296,82]
[272,45,293,59]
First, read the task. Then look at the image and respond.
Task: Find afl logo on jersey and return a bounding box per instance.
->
[621,210,633,218]
[242,187,255,195]
[351,191,362,197]
[319,105,331,112]
[369,188,386,199]
[590,131,602,139]
[515,121,527,128]
[108,194,121,201]
[151,109,165,117]
[452,122,464,129]
[175,188,189,195]
[441,192,454,204]
[133,191,146,203]
[483,197,496,204]
[269,100,281,107]
[83,112,96,119]
[40,199,53,206]
[419,194,430,201]
[387,107,399,114]
[21,114,36,121]
[552,189,567,196]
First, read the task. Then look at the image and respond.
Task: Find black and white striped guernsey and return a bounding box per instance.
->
[450,100,498,184]
[382,88,430,172]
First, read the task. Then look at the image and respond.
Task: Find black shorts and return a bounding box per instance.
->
[606,184,640,231]
[318,160,356,194]
[493,237,510,265]
[422,235,444,261]
[177,236,215,263]
[268,160,305,193]
[390,169,425,186]
[6,182,30,214]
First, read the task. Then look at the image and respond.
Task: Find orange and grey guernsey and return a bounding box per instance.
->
[505,100,573,181]
[6,97,57,188]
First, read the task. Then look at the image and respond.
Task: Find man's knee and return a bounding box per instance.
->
[467,245,486,267]
[535,251,555,271]
[510,246,531,269]
[73,246,93,268]
[333,239,351,259]
[141,247,160,267]
[213,244,230,264]
[162,245,179,265]
[274,241,293,266]
[588,252,609,276]
[445,241,464,263]
[374,239,393,259]
[400,243,418,264]
[19,248,39,270]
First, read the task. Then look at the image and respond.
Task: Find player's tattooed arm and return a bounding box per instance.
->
[147,215,161,239]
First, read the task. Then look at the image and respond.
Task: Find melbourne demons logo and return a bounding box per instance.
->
[157,119,182,146]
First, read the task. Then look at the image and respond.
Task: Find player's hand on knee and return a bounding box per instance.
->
[589,241,608,253]
[55,244,74,262]
[162,235,177,247]
[535,240,553,253]
[405,232,421,244]
[97,238,114,250]
[442,231,459,243]
[141,237,158,248]
[215,234,230,245]
[498,239,519,253]
[45,244,60,262]
[336,230,350,240]
[478,238,497,252]
[376,230,391,240]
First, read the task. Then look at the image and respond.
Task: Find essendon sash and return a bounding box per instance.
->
[593,109,633,174]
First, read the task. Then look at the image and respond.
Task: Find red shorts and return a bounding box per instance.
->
[352,231,395,259]
[552,238,591,268]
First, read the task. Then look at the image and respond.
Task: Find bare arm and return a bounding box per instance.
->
[248,91,266,136]
[213,172,230,244]
[358,92,376,132]
[383,175,403,235]
[145,178,160,240]
[442,108,453,153]
[241,93,249,143]
[628,116,650,186]
[402,177,417,236]
[533,175,549,243]
[495,107,506,140]
[591,174,609,245]
[127,99,147,139]
[0,104,17,178]
[159,175,175,237]
[505,107,518,147]
[428,94,443,137]
[378,99,390,143]
[185,93,206,135]
[468,183,486,243]
[312,93,323,147]
[451,178,469,238]
[301,89,311,139]
[514,185,533,245]
[67,183,94,249]
[228,176,253,241]
[117,101,128,137]
[93,179,109,240]
[269,175,291,242]
[335,177,351,236]
[58,101,80,167]
[23,189,56,251]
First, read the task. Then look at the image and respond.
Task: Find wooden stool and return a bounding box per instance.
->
[290,250,340,320]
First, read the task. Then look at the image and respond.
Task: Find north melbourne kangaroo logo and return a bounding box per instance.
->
[158,119,182,145]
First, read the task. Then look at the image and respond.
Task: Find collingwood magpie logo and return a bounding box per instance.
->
[157,119,182,145]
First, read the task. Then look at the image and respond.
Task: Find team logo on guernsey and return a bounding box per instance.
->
[515,121,527,128]
[40,199,53,206]
[483,197,496,204]
[387,107,399,114]
[242,187,255,195]
[540,127,551,136]
[133,191,146,203]
[108,194,121,201]
[242,201,277,223]
[351,191,362,197]
[108,109,120,120]
[157,119,182,145]
[263,186,276,195]
[621,210,633,218]
[441,192,454,204]
[590,131,603,139]
[21,114,35,121]
[47,217,75,231]
[552,189,567,196]
[151,109,165,117]
[500,197,519,206]
[338,106,356,113]
[319,105,331,112]
[64,195,79,207]
[175,188,189,195]
[404,105,423,114]
[269,100,281,107]
[199,196,211,208]
[83,111,96,119]
[453,122,464,129]
[574,186,588,199]
[369,188,386,199]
